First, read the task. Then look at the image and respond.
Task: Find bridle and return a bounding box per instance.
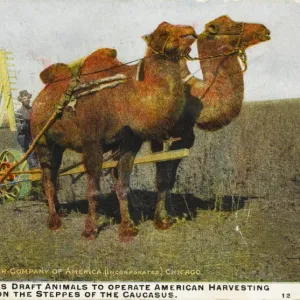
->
[147,25,198,61]
[198,22,248,72]
[183,22,247,100]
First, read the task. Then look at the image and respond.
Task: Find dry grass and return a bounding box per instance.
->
[0,99,300,281]
[0,190,299,282]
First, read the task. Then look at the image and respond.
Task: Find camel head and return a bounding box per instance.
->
[143,22,197,57]
[197,15,271,57]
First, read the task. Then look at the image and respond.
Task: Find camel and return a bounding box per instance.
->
[150,16,271,229]
[30,22,197,240]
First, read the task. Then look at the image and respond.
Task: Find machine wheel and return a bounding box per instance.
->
[0,149,32,201]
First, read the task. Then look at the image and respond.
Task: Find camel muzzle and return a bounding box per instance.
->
[264,29,271,40]
[180,33,198,40]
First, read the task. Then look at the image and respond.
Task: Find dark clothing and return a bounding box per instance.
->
[16,106,31,137]
[16,106,31,122]
[15,106,39,169]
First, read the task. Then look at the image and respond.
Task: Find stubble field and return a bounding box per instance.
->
[0,99,299,281]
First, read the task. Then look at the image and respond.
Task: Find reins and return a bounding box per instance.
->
[46,22,247,85]
[52,26,197,85]
[51,56,151,84]
[50,52,198,85]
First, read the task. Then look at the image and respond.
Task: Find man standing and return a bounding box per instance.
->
[15,90,39,169]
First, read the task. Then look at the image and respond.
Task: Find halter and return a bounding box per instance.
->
[148,25,198,61]
[199,22,248,72]
[183,22,247,101]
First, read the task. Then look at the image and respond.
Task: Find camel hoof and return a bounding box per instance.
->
[48,213,62,231]
[54,203,68,217]
[154,216,175,230]
[118,222,138,241]
[57,208,68,217]
[81,230,97,240]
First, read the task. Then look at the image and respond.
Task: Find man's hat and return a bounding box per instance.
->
[17,90,32,102]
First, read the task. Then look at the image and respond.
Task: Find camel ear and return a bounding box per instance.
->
[206,24,218,34]
[142,34,151,45]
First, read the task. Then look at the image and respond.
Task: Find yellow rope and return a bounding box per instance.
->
[0,111,57,183]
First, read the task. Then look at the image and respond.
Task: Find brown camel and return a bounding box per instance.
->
[150,16,271,229]
[30,22,197,240]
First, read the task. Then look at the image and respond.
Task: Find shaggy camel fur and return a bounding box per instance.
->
[31,22,196,239]
[150,16,271,228]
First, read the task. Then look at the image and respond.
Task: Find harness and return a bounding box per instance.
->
[59,74,127,113]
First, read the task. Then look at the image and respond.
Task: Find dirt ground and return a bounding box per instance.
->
[0,99,299,281]
[0,190,299,281]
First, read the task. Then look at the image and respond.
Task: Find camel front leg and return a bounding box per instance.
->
[82,141,103,240]
[115,139,142,240]
[153,158,180,230]
[151,132,195,229]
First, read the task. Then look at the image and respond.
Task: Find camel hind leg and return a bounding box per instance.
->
[115,136,142,240]
[151,142,179,230]
[35,137,65,231]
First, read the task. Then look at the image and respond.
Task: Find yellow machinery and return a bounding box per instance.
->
[0,49,31,201]
[0,49,17,131]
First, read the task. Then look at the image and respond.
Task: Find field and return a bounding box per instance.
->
[0,99,299,281]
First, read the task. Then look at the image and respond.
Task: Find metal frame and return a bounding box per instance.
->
[0,49,17,131]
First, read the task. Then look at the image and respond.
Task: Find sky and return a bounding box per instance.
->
[0,0,300,110]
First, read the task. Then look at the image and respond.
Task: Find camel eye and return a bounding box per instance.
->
[207,24,218,34]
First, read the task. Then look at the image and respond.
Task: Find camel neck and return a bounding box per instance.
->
[127,48,185,140]
[188,52,244,130]
[143,49,180,81]
[201,53,242,80]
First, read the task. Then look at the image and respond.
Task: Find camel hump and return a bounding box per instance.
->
[40,48,121,84]
[40,63,71,84]
[81,48,121,75]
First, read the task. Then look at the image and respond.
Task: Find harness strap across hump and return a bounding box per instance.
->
[48,48,128,116]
